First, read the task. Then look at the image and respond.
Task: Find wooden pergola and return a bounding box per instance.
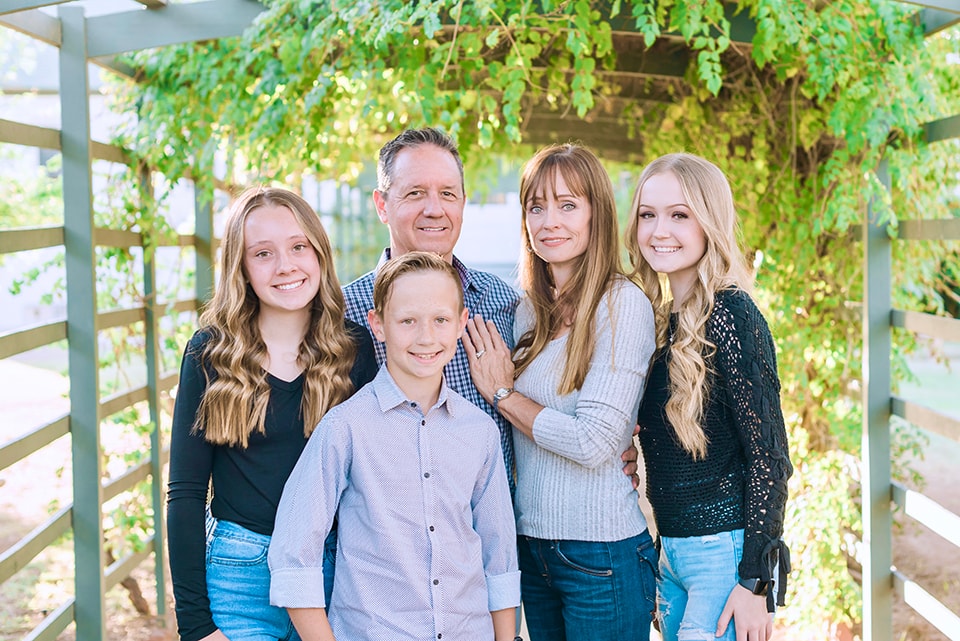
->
[1,1,959,640]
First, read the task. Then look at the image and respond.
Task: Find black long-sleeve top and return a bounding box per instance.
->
[167,321,377,641]
[637,288,793,584]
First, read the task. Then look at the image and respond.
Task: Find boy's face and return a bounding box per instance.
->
[368,270,468,394]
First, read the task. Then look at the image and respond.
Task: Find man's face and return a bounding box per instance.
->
[373,144,465,262]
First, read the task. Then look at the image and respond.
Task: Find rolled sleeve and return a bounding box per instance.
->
[486,569,522,611]
[269,566,327,608]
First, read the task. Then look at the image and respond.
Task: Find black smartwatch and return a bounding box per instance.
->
[738,577,771,596]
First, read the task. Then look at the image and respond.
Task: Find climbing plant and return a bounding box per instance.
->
[107,0,960,635]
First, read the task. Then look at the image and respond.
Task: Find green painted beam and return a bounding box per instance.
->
[0,0,67,16]
[194,186,215,307]
[58,7,106,641]
[142,166,168,617]
[85,0,265,57]
[0,8,60,46]
[925,114,960,144]
[861,159,893,641]
[0,414,69,473]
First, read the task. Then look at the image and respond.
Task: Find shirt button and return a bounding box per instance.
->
[433,579,439,585]
[437,635,442,639]
[424,472,430,478]
[421,420,426,426]
[429,525,435,532]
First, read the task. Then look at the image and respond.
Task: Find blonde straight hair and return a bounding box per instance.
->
[625,153,752,459]
[514,144,624,395]
[195,187,356,447]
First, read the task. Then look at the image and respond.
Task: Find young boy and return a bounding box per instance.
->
[268,251,520,641]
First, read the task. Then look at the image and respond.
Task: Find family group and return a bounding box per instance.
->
[167,127,793,641]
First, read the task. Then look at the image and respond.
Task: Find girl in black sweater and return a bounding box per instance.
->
[625,154,792,641]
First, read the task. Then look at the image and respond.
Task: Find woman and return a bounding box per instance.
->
[625,153,792,641]
[167,187,377,641]
[464,144,658,641]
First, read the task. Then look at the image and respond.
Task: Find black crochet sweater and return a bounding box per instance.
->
[637,288,793,588]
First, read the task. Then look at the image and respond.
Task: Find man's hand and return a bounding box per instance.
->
[621,424,641,489]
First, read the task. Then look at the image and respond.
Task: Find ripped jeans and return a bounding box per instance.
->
[656,529,743,641]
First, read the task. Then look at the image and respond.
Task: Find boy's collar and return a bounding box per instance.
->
[372,365,455,416]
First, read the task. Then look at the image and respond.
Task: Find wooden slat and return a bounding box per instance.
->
[99,385,148,420]
[0,414,70,473]
[921,8,960,35]
[891,397,960,443]
[892,570,960,640]
[22,598,74,641]
[0,0,67,15]
[892,482,960,548]
[103,454,155,503]
[104,544,155,592]
[0,117,60,149]
[94,227,141,248]
[97,307,144,331]
[926,114,960,144]
[897,217,960,241]
[0,506,71,584]
[0,226,64,253]
[891,309,960,341]
[0,9,61,46]
[132,0,168,7]
[0,321,67,360]
[85,0,265,58]
[90,140,131,165]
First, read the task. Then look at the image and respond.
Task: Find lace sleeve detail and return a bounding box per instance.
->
[710,291,793,598]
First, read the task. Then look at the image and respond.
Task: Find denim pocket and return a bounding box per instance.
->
[554,541,614,577]
[208,532,269,567]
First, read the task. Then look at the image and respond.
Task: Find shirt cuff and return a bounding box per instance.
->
[486,570,522,611]
[269,567,326,608]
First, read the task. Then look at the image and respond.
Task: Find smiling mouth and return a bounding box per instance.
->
[652,246,680,254]
[412,351,443,361]
[275,279,305,291]
[540,237,568,246]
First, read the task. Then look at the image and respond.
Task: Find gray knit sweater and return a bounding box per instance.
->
[513,277,656,541]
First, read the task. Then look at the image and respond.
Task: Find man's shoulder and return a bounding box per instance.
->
[445,387,499,430]
[342,270,376,296]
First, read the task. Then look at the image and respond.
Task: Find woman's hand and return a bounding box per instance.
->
[463,314,515,406]
[715,583,773,641]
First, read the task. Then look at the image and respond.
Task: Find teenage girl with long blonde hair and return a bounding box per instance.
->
[625,153,792,641]
[167,187,377,641]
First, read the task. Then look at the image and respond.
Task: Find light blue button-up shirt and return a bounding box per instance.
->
[269,366,520,640]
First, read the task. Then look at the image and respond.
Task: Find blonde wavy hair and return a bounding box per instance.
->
[195,187,356,447]
[625,153,752,459]
[514,143,624,395]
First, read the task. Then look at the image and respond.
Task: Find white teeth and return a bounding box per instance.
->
[276,280,304,290]
[421,227,445,232]
[653,246,679,253]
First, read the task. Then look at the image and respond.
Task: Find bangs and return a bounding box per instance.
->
[523,156,590,206]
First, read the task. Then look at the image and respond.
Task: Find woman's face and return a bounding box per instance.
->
[524,171,592,289]
[634,171,707,303]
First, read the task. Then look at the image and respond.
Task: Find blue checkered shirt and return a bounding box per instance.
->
[343,250,521,493]
[268,367,521,639]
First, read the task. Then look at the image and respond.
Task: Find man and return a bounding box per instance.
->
[342,127,522,486]
[342,127,639,489]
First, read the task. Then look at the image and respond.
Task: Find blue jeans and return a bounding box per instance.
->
[657,529,744,641]
[206,520,301,641]
[519,530,657,641]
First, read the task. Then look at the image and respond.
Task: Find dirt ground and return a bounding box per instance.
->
[0,355,957,641]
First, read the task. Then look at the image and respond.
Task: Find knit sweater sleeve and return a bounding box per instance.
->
[529,281,656,468]
[711,291,793,581]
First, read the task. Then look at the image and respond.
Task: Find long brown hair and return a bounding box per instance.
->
[625,153,752,458]
[195,187,356,447]
[514,144,624,395]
